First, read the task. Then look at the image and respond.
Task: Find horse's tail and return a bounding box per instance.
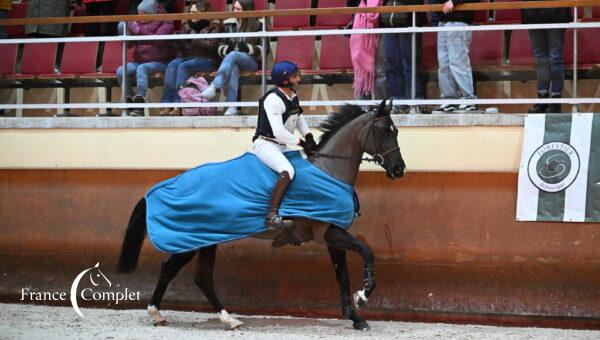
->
[117,197,147,273]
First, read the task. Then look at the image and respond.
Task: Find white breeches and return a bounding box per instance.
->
[252,138,295,179]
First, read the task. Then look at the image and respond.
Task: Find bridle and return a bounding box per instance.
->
[313,112,400,166]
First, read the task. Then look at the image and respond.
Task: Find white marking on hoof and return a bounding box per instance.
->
[219,310,243,330]
[147,305,166,326]
[353,289,368,309]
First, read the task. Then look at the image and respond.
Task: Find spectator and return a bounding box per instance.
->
[200,0,268,116]
[432,0,479,113]
[77,0,118,37]
[117,0,176,116]
[0,0,11,39]
[129,0,176,14]
[521,2,571,113]
[382,0,426,113]
[348,0,389,104]
[160,0,223,116]
[25,0,71,37]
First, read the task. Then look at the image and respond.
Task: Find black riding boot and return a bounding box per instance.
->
[545,94,562,113]
[265,171,294,230]
[527,93,549,113]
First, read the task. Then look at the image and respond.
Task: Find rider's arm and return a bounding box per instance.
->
[296,114,311,138]
[264,94,301,145]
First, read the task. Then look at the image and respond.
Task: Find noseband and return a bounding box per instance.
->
[313,113,400,166]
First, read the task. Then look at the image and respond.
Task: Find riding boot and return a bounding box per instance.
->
[527,93,549,113]
[265,171,294,230]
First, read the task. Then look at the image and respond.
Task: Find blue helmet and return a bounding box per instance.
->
[271,61,299,87]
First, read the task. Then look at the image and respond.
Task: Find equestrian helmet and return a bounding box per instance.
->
[271,61,299,87]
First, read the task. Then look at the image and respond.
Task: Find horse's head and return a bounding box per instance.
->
[361,99,406,179]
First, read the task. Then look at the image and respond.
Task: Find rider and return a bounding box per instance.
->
[253,61,318,230]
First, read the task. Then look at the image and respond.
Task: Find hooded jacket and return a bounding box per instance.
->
[128,18,176,63]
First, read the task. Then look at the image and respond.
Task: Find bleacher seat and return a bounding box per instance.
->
[98,41,134,77]
[420,32,437,70]
[274,36,315,70]
[254,0,268,11]
[59,42,99,78]
[578,28,600,66]
[315,0,352,29]
[494,0,520,23]
[470,30,503,67]
[0,44,19,78]
[272,0,311,30]
[14,43,58,79]
[7,2,27,38]
[473,0,489,24]
[592,7,600,18]
[312,35,352,73]
[115,0,130,15]
[508,29,575,66]
[210,0,226,12]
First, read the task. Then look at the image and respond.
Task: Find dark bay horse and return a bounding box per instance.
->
[117,99,406,331]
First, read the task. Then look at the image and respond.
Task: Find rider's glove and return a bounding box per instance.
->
[298,133,318,156]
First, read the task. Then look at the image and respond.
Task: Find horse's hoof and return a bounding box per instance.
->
[352,319,370,331]
[147,305,166,326]
[219,310,244,330]
[353,289,367,309]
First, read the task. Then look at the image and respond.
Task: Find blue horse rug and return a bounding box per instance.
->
[145,151,359,254]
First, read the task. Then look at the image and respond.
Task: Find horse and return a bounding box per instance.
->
[116,99,406,331]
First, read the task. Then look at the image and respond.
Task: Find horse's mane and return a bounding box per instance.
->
[318,104,366,146]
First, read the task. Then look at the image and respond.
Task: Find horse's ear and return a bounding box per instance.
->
[376,99,387,117]
[386,98,393,114]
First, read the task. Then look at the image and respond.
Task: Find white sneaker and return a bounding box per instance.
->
[458,104,477,112]
[224,106,238,116]
[201,84,217,99]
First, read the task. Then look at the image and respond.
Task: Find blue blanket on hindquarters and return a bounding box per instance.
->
[145,151,358,254]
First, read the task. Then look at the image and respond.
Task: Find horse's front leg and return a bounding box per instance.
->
[327,245,370,331]
[324,225,376,310]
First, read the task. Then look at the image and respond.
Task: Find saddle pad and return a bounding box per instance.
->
[146,151,358,253]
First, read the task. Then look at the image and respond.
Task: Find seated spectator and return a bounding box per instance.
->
[432,0,479,113]
[25,0,71,37]
[129,0,175,14]
[0,0,11,39]
[521,2,571,113]
[117,0,176,116]
[77,0,117,37]
[160,0,223,116]
[200,0,268,116]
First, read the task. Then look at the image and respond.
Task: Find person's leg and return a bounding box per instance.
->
[203,52,257,99]
[0,10,8,39]
[224,53,257,113]
[161,57,184,103]
[100,1,117,36]
[384,33,407,100]
[135,61,168,98]
[372,35,389,100]
[446,24,475,101]
[545,28,566,113]
[436,23,459,111]
[528,29,550,113]
[167,57,216,115]
[398,32,424,99]
[85,3,102,37]
[252,139,295,230]
[117,62,138,99]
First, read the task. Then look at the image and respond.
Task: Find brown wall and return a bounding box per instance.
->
[1,169,599,324]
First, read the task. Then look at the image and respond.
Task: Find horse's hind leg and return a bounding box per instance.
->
[195,245,243,330]
[327,246,370,331]
[324,225,375,310]
[148,251,196,326]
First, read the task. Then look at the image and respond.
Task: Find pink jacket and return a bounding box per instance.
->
[127,19,176,63]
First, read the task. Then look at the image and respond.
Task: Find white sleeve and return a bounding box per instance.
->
[296,114,311,137]
[264,94,300,145]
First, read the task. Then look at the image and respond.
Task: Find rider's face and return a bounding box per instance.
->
[287,73,301,86]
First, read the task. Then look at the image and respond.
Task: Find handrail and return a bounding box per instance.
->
[1,0,600,26]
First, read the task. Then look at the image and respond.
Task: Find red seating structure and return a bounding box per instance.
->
[0,44,19,77]
[114,0,130,15]
[508,29,575,66]
[470,30,503,67]
[16,43,58,79]
[253,0,268,11]
[70,3,88,37]
[272,0,311,30]
[209,0,227,12]
[7,2,27,38]
[274,36,315,70]
[98,41,134,77]
[312,35,353,73]
[60,42,99,78]
[315,0,352,29]
[593,7,600,18]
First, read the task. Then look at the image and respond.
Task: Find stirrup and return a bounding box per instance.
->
[266,214,293,230]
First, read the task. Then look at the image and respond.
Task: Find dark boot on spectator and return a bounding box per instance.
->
[527,93,549,113]
[130,96,145,117]
[545,94,562,114]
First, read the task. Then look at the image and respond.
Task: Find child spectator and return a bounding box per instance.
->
[521,2,571,113]
[160,0,223,116]
[129,0,176,14]
[432,0,479,113]
[117,0,176,116]
[200,0,268,116]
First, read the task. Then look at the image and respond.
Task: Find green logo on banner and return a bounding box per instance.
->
[528,142,580,193]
